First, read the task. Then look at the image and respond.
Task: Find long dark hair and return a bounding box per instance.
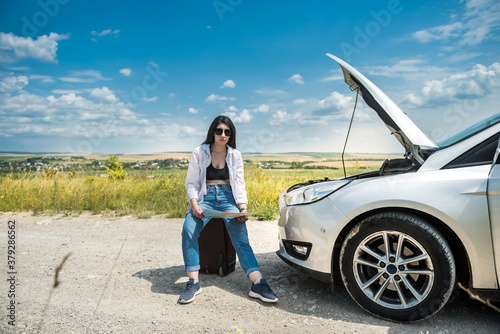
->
[202,115,237,149]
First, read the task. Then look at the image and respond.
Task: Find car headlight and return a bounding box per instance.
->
[284,180,350,206]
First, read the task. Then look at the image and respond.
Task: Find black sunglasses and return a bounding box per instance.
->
[214,128,233,136]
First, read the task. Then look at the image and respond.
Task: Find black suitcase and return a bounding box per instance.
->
[198,218,236,276]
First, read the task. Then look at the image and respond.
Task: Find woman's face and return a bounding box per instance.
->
[213,123,231,146]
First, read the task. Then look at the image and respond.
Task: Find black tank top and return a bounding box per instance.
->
[206,163,230,180]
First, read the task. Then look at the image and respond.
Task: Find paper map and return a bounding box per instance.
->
[202,209,252,219]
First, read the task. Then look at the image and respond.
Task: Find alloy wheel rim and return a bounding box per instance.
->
[352,230,434,309]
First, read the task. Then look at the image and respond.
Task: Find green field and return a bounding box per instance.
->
[0,152,392,220]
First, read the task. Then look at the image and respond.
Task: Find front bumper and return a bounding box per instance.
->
[276,196,347,276]
[276,250,331,282]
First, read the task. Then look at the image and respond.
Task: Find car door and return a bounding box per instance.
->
[487,138,500,285]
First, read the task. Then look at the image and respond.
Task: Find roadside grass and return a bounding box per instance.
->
[0,164,373,220]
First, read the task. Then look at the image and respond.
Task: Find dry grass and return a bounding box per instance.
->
[0,172,188,218]
[0,167,313,220]
[0,159,380,220]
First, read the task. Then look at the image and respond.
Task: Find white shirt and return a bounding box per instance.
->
[185,144,248,206]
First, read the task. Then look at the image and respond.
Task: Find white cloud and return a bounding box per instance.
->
[320,72,344,82]
[447,52,482,63]
[461,0,500,45]
[91,29,120,40]
[156,124,197,138]
[318,91,354,110]
[253,104,270,113]
[0,75,29,93]
[254,88,288,97]
[60,70,110,83]
[143,96,158,102]
[288,73,304,84]
[51,89,83,95]
[225,106,238,112]
[312,91,371,122]
[118,107,136,121]
[7,66,31,72]
[90,87,118,103]
[169,93,176,99]
[413,0,500,46]
[29,74,54,83]
[223,109,252,123]
[0,32,70,63]
[47,93,89,107]
[362,59,456,85]
[272,110,292,124]
[205,94,235,102]
[45,92,136,123]
[188,107,198,114]
[404,62,500,106]
[183,126,197,135]
[221,79,236,88]
[270,110,327,127]
[2,92,49,114]
[413,23,463,43]
[119,68,132,76]
[367,59,428,77]
[293,99,305,104]
[80,112,109,121]
[0,86,190,144]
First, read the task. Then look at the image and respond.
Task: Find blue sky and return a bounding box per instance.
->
[0,0,499,154]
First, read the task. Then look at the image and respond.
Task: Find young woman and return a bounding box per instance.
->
[179,115,278,304]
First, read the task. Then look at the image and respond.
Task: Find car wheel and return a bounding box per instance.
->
[340,212,456,322]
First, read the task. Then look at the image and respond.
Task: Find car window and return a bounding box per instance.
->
[443,133,500,169]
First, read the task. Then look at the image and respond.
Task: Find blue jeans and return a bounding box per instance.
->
[181,184,261,276]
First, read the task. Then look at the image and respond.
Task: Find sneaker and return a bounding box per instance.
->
[178,278,202,304]
[249,279,278,303]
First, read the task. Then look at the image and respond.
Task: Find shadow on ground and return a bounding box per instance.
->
[132,252,500,332]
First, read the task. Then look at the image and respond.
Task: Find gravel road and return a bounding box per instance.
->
[0,212,498,333]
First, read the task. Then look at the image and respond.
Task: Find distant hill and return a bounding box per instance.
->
[0,151,402,164]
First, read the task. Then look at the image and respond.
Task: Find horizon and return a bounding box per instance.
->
[1,1,499,154]
[0,150,402,156]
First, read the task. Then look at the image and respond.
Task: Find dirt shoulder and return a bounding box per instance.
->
[0,213,498,333]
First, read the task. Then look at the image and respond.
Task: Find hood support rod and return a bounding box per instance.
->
[342,86,360,178]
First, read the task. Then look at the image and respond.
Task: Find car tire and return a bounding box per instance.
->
[340,212,456,322]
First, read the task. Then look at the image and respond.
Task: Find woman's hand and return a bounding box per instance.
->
[192,204,204,219]
[237,209,249,222]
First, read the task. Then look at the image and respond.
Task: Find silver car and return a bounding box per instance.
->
[276,54,500,322]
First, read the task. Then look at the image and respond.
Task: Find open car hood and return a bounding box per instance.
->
[326,54,437,163]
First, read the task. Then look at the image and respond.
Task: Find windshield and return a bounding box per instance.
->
[437,113,500,148]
